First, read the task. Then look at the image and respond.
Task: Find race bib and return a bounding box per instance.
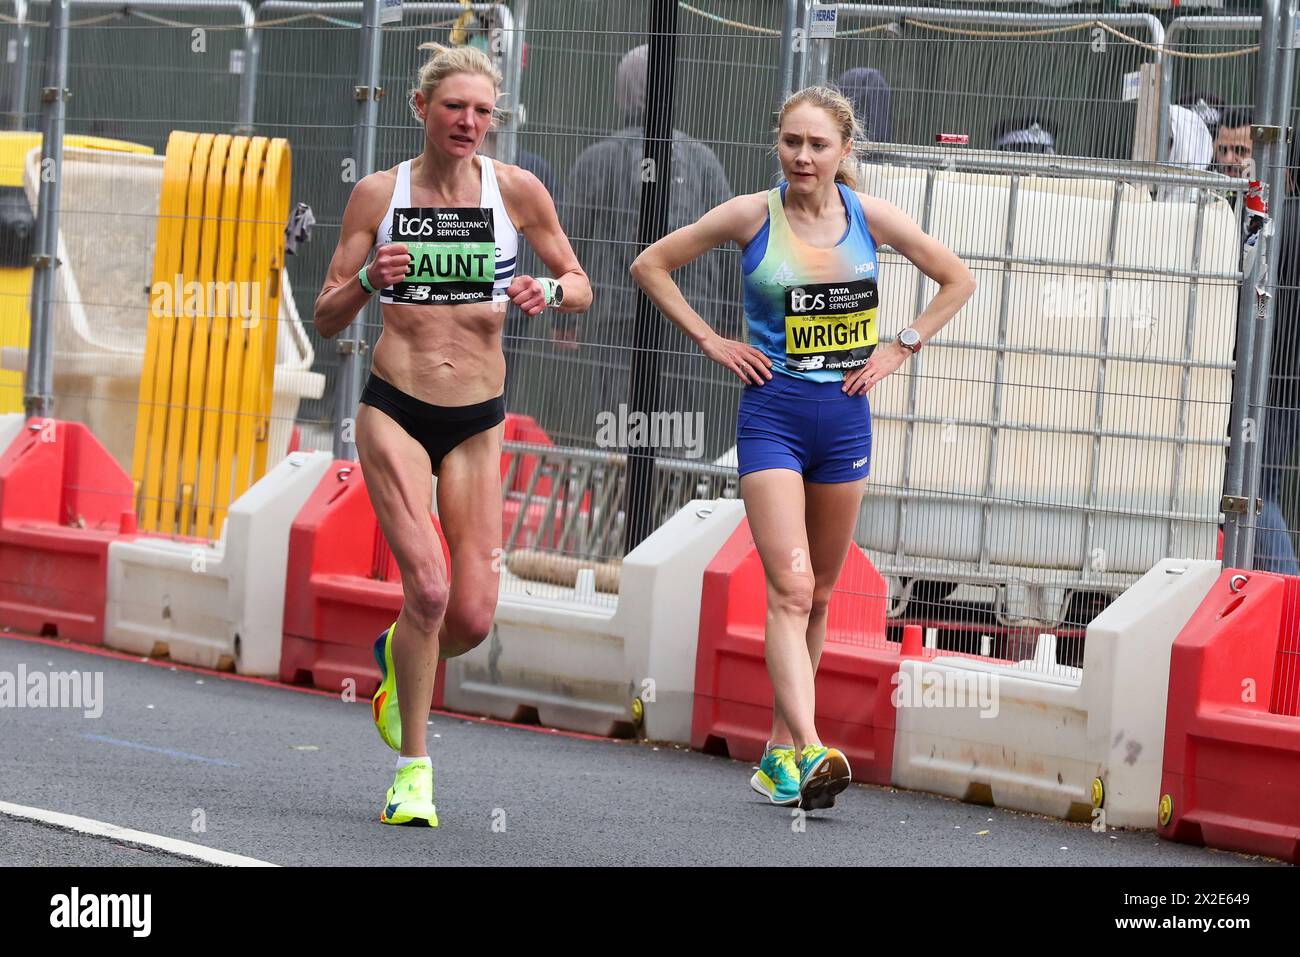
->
[387,207,496,305]
[784,279,878,372]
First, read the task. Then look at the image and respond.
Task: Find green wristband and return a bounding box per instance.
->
[537,277,557,306]
[358,264,377,295]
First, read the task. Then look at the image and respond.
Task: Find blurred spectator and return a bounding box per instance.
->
[1176,91,1225,141]
[1213,107,1254,180]
[483,128,561,207]
[1156,105,1213,203]
[509,43,739,454]
[992,115,1057,155]
[836,67,892,143]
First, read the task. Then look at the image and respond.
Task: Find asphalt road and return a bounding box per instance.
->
[0,634,1284,867]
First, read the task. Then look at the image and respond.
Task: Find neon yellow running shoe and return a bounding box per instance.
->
[371,622,401,752]
[380,761,438,827]
[750,744,800,806]
[797,745,852,811]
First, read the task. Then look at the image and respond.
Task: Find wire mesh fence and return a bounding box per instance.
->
[4,0,1299,681]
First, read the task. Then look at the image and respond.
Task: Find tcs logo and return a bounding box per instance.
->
[395,212,437,238]
[790,288,825,313]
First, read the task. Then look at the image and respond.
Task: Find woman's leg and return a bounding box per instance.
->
[434,420,506,659]
[741,468,818,755]
[355,403,449,759]
[770,477,869,746]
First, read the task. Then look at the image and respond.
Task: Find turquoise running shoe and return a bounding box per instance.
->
[797,745,852,810]
[750,745,800,806]
[371,622,401,752]
[380,761,438,827]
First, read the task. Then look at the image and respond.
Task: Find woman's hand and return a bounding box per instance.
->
[842,342,910,395]
[507,276,548,317]
[700,332,772,385]
[368,242,412,289]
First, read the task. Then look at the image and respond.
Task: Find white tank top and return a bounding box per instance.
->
[374,155,519,306]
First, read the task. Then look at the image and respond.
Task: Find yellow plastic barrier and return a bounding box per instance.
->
[133,132,291,538]
[0,133,154,414]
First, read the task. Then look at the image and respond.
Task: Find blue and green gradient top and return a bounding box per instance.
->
[741,182,881,382]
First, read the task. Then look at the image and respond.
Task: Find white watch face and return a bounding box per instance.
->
[900,329,920,348]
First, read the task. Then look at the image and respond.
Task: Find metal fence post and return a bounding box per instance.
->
[1240,0,1296,569]
[333,0,384,461]
[774,0,799,183]
[780,0,798,102]
[623,0,676,554]
[500,0,524,167]
[6,0,32,130]
[1223,4,1278,568]
[796,0,811,90]
[237,2,259,134]
[23,0,69,420]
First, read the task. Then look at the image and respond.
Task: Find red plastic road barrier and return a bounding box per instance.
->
[1159,568,1300,864]
[0,419,135,644]
[280,460,447,706]
[691,518,900,784]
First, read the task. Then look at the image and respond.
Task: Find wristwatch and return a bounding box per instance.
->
[898,328,922,355]
[539,277,565,307]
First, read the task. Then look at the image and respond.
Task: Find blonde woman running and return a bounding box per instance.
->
[315,43,591,826]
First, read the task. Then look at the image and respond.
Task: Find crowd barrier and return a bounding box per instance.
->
[892,559,1221,827]
[1159,569,1300,863]
[0,419,135,643]
[105,450,332,674]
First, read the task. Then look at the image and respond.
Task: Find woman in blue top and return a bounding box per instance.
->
[631,86,975,810]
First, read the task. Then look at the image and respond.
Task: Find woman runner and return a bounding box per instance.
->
[631,86,975,810]
[314,42,591,826]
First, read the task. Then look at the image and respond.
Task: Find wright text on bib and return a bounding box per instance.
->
[783,279,878,372]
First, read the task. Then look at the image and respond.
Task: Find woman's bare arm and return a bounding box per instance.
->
[630,193,773,383]
[314,172,392,339]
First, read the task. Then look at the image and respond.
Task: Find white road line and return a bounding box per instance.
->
[0,801,278,867]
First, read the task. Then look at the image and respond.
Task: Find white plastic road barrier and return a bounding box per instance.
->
[104,450,331,674]
[442,498,745,739]
[0,413,25,455]
[2,146,324,475]
[619,498,746,743]
[891,558,1221,827]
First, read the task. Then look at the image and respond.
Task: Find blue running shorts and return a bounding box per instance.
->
[736,373,872,483]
